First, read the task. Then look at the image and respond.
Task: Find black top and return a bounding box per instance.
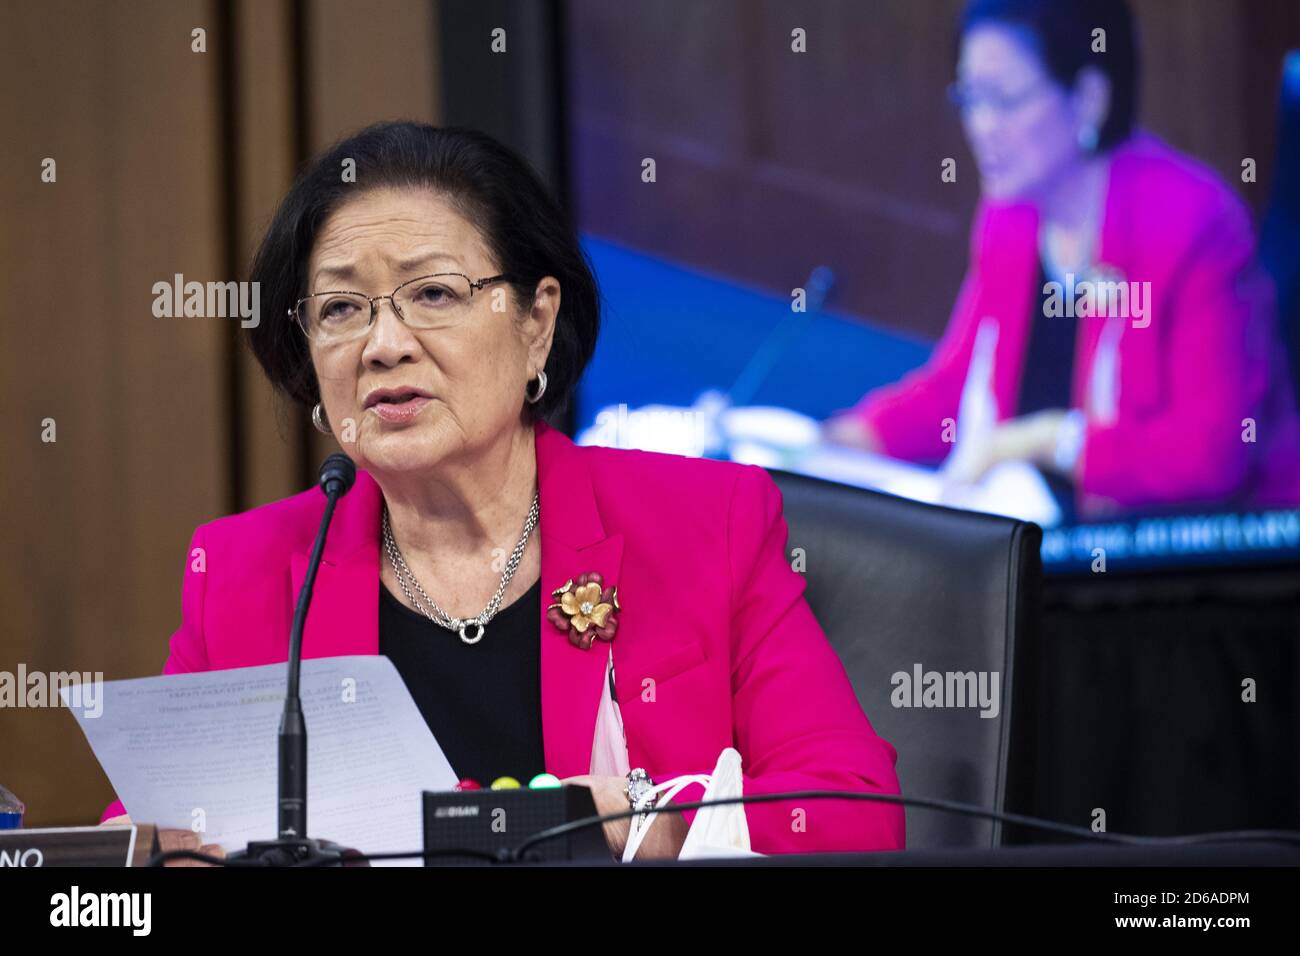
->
[378,577,547,786]
[1016,259,1078,416]
[1017,258,1080,522]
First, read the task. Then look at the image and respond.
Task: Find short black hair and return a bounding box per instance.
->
[959,0,1139,150]
[247,121,599,422]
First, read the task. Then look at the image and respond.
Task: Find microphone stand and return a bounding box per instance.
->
[230,455,360,867]
[693,266,835,460]
[727,266,835,407]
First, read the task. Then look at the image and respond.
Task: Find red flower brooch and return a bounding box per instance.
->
[547,572,620,650]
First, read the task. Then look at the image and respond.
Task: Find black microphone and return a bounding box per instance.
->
[280,454,355,835]
[318,452,357,499]
[231,453,362,867]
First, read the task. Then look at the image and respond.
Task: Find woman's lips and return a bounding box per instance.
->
[367,395,432,424]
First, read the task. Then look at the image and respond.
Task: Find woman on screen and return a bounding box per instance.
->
[97,122,904,859]
[824,0,1300,517]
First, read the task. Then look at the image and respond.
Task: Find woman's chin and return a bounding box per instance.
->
[979,173,1027,202]
[354,422,454,476]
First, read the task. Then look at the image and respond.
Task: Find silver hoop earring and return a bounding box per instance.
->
[525,370,548,405]
[312,402,331,434]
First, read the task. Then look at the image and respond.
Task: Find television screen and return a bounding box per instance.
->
[563,0,1300,573]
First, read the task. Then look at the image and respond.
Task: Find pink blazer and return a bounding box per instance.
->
[102,419,905,854]
[850,133,1300,515]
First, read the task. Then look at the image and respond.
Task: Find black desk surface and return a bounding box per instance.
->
[603,842,1300,867]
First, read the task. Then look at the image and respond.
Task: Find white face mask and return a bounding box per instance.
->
[586,653,756,861]
[622,747,757,862]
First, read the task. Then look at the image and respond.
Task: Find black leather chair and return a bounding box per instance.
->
[767,469,1042,849]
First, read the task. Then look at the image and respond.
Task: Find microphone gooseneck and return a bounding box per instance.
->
[230,453,360,866]
[280,453,356,836]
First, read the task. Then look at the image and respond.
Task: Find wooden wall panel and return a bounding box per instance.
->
[235,0,307,509]
[1130,0,1247,185]
[566,0,975,342]
[0,0,442,827]
[0,0,228,826]
[308,0,440,148]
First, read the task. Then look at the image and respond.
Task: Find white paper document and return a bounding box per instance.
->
[63,655,459,865]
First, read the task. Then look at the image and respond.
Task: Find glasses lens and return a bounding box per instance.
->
[394,274,473,329]
[300,292,370,343]
[953,82,1041,118]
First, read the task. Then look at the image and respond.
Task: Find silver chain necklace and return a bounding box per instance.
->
[381,492,539,645]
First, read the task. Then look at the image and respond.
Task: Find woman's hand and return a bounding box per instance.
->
[99,813,227,867]
[942,409,1072,485]
[821,413,883,453]
[561,774,689,861]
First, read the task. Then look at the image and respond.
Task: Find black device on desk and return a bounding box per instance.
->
[422,785,610,865]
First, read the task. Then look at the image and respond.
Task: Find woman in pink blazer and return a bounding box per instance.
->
[826,0,1300,517]
[99,121,904,859]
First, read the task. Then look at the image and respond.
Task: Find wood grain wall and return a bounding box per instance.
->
[0,0,439,827]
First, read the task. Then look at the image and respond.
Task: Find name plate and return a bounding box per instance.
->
[0,825,159,867]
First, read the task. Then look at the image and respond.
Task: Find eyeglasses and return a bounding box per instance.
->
[946,80,1052,118]
[289,272,517,345]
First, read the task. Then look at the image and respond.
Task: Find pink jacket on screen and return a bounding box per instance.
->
[850,133,1300,515]
[100,418,905,854]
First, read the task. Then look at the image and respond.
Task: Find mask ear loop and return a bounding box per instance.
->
[621,773,712,863]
